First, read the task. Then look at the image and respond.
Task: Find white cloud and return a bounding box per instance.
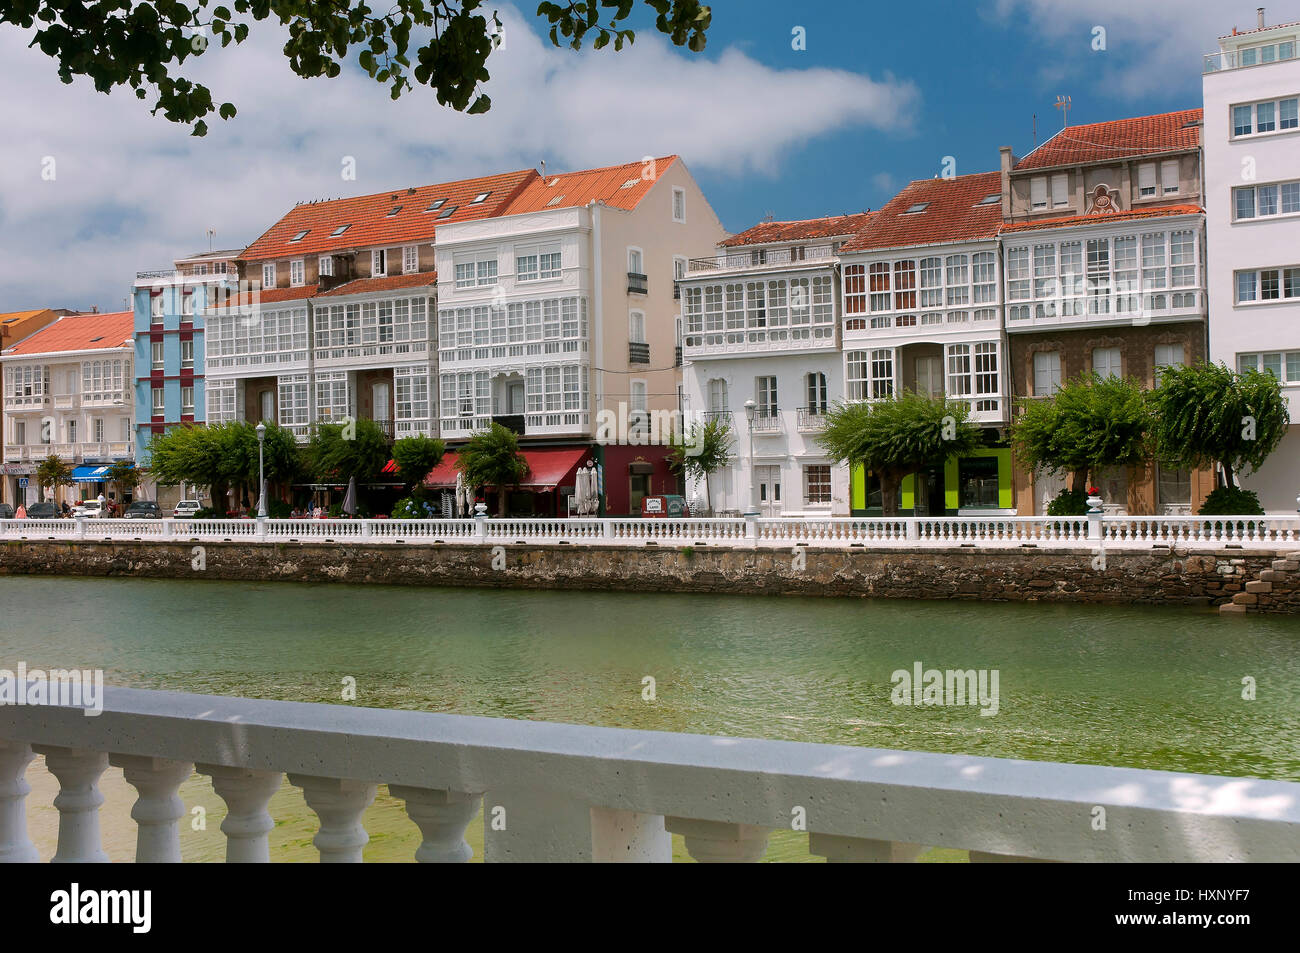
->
[988,0,1262,97]
[0,6,918,310]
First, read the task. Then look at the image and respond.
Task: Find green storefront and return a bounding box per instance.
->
[849,446,1014,516]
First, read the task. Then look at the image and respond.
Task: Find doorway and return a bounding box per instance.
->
[756,465,782,516]
[507,381,524,415]
[372,381,391,423]
[259,389,275,424]
[912,465,945,516]
[914,356,943,398]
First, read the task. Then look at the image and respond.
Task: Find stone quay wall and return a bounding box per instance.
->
[2,539,1298,613]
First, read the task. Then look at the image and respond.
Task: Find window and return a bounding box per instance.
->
[1236,266,1300,303]
[1154,343,1184,384]
[403,245,419,274]
[673,256,687,281]
[151,340,164,371]
[180,339,194,369]
[319,255,333,277]
[868,262,891,312]
[630,380,647,412]
[371,249,387,277]
[1031,177,1048,209]
[806,372,828,414]
[1006,246,1030,301]
[331,224,351,236]
[91,418,103,443]
[672,188,686,223]
[1051,173,1069,207]
[14,421,24,445]
[150,291,164,321]
[437,205,458,219]
[1160,160,1180,195]
[804,465,832,506]
[517,243,561,282]
[1234,96,1300,138]
[471,191,491,204]
[262,263,276,288]
[629,310,646,344]
[290,259,304,286]
[454,255,497,288]
[628,248,644,275]
[846,351,868,401]
[904,202,930,214]
[843,264,867,314]
[1138,163,1157,198]
[425,199,445,212]
[1238,351,1300,383]
[707,378,728,412]
[870,349,893,398]
[1234,104,1253,136]
[755,376,777,416]
[893,260,916,310]
[1033,351,1061,396]
[152,387,165,412]
[290,229,308,243]
[182,291,195,317]
[1235,178,1300,219]
[66,419,77,443]
[181,386,194,414]
[1092,346,1122,379]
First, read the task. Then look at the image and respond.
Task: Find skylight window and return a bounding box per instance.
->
[471,191,491,204]
[386,206,403,216]
[546,195,566,207]
[437,205,458,219]
[620,178,641,189]
[904,202,931,214]
[426,199,446,212]
[977,193,1001,205]
[331,224,350,236]
[290,229,309,242]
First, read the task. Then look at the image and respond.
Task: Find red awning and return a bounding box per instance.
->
[424,447,592,489]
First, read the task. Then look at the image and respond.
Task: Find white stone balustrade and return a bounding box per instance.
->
[0,684,1297,863]
[2,515,1297,549]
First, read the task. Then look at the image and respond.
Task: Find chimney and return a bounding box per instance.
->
[1258,7,1266,29]
[999,146,1015,220]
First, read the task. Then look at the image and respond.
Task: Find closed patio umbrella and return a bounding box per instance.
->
[342,475,358,517]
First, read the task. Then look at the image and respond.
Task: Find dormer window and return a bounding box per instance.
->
[904,202,930,214]
[290,229,309,242]
[331,224,351,236]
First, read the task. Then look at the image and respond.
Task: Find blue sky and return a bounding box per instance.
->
[0,0,1276,311]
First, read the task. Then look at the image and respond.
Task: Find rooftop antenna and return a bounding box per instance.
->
[762,210,774,223]
[1032,112,1037,147]
[1055,95,1072,129]
[207,227,215,252]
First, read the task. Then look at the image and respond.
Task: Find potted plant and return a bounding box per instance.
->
[1085,485,1103,514]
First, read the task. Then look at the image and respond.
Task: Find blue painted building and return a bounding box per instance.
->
[132,258,236,506]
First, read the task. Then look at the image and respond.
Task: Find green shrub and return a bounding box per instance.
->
[267,500,292,519]
[328,502,343,518]
[1046,488,1089,516]
[1199,486,1265,516]
[391,497,438,519]
[191,507,219,519]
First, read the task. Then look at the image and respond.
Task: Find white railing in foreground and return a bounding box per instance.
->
[1,515,1297,550]
[1,685,1296,863]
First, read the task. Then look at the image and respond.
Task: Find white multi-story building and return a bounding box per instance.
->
[1,311,136,506]
[433,156,726,514]
[1204,10,1300,510]
[678,214,870,516]
[838,173,1011,516]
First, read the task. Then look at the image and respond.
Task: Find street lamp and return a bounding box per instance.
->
[743,398,757,514]
[255,422,267,518]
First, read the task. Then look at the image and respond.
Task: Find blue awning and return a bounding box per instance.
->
[71,465,113,481]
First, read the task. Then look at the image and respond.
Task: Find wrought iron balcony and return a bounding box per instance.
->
[629,341,650,364]
[750,409,782,433]
[627,272,648,294]
[702,411,732,428]
[797,407,827,432]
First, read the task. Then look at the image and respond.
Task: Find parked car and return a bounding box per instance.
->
[72,500,104,518]
[26,501,59,519]
[0,503,13,519]
[173,500,203,518]
[640,495,691,518]
[123,500,162,520]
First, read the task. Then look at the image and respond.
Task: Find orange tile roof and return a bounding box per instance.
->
[0,309,52,325]
[240,169,539,262]
[1000,204,1204,234]
[840,172,1004,252]
[501,156,678,215]
[1220,20,1300,38]
[209,285,319,310]
[1014,110,1202,171]
[719,212,875,247]
[316,272,439,297]
[3,311,134,355]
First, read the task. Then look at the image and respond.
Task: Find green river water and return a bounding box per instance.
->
[2,575,1298,861]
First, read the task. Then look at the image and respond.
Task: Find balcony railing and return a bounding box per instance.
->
[796,407,827,432]
[702,410,733,428]
[629,341,650,364]
[1204,41,1297,73]
[675,345,682,367]
[4,682,1297,863]
[627,272,648,295]
[750,409,782,433]
[687,244,835,274]
[682,325,837,356]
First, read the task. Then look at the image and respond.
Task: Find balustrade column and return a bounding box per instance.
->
[0,741,39,863]
[664,817,769,863]
[33,745,109,863]
[288,775,376,863]
[111,754,194,863]
[808,833,922,863]
[198,765,282,863]
[388,785,481,863]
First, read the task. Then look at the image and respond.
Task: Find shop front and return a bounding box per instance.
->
[425,446,593,517]
[850,446,1014,517]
